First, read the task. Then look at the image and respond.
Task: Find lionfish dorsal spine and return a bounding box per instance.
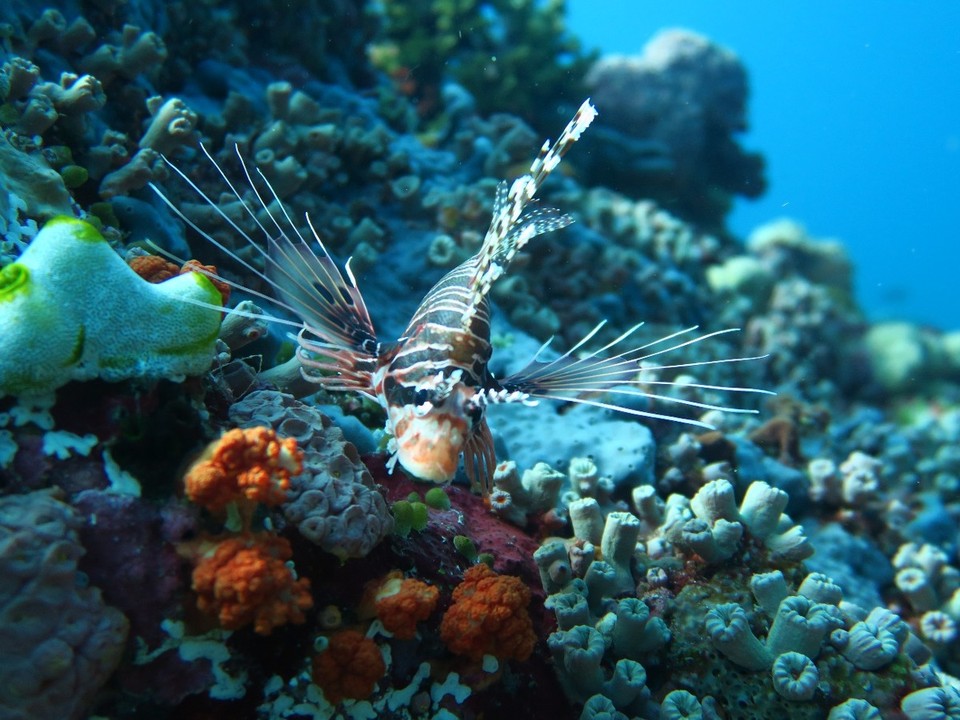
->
[152,144,380,394]
[460,99,599,329]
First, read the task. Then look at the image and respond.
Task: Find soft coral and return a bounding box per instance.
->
[440,564,536,662]
[191,533,312,635]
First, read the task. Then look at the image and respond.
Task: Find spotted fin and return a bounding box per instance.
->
[461,99,599,328]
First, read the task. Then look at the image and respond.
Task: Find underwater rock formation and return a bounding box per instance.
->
[0,490,128,720]
[583,28,767,229]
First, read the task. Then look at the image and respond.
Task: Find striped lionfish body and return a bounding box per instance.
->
[154,99,770,498]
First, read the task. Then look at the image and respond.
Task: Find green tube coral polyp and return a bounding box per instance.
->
[0,216,223,397]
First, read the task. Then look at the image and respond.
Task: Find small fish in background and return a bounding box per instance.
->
[152,99,771,498]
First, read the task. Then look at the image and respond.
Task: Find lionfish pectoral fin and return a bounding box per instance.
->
[153,144,380,392]
[265,229,377,357]
[459,100,599,329]
[500,322,775,430]
[385,436,400,475]
[462,418,496,500]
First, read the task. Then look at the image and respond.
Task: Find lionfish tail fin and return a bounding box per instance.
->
[151,145,379,391]
[500,323,775,430]
[461,99,598,326]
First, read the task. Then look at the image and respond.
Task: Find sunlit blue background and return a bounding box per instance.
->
[567,1,960,331]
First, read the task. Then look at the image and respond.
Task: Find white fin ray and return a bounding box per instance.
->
[151,145,378,359]
[500,323,773,427]
[141,239,306,331]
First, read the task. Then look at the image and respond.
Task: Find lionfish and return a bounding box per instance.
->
[153,99,769,497]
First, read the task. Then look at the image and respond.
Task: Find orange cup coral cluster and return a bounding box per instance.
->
[184,427,303,512]
[129,255,231,304]
[191,533,312,635]
[128,254,180,283]
[439,564,536,662]
[183,427,313,635]
[367,570,440,640]
[311,629,386,705]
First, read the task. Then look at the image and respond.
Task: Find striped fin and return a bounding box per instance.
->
[461,99,598,329]
[150,145,379,390]
[462,418,496,498]
[499,323,775,429]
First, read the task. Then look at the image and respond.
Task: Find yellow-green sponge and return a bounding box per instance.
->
[0,216,223,397]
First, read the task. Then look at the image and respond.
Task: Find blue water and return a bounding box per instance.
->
[567,1,960,331]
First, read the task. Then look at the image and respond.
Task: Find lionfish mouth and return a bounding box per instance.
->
[393,414,467,483]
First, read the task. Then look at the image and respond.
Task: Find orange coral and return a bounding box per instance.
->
[367,571,439,640]
[184,427,303,512]
[192,533,313,635]
[128,254,180,283]
[128,255,231,305]
[439,564,536,662]
[311,629,386,705]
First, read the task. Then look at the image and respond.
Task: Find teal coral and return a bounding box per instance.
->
[373,0,596,129]
[537,472,938,719]
[0,216,223,396]
[0,134,73,219]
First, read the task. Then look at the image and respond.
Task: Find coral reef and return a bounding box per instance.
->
[537,473,937,719]
[371,0,596,131]
[228,390,395,560]
[0,2,958,719]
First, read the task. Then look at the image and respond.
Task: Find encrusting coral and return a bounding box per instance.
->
[0,216,223,397]
[0,490,129,720]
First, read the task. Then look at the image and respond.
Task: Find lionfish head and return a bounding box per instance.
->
[387,370,481,483]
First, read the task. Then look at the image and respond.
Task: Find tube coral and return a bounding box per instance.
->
[439,564,536,662]
[771,651,819,701]
[191,533,312,635]
[183,427,303,513]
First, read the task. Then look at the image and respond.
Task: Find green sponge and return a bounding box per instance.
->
[0,216,223,397]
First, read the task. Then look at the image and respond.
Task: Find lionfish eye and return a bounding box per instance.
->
[413,389,431,406]
[465,398,483,424]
